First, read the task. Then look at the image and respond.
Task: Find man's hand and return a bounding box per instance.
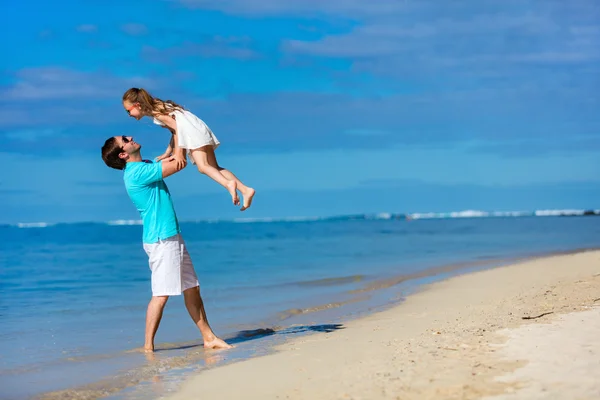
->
[161,156,184,178]
[173,150,187,170]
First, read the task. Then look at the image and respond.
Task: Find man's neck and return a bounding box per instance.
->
[126,153,143,163]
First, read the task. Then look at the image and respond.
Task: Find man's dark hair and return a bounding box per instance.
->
[101,137,126,170]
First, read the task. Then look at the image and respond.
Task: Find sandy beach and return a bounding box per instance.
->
[168,250,600,400]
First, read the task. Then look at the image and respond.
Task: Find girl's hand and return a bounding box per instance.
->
[155,152,171,161]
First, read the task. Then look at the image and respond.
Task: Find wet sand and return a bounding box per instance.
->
[168,250,600,400]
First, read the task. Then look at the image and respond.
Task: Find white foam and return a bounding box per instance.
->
[534,209,585,217]
[232,216,322,223]
[99,209,596,226]
[16,222,52,228]
[450,210,489,218]
[107,219,142,226]
[409,212,440,220]
[491,211,532,217]
[408,209,590,220]
[372,213,393,220]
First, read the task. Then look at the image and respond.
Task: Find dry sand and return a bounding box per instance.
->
[167,250,600,400]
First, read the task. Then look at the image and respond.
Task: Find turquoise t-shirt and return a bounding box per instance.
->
[123,160,180,244]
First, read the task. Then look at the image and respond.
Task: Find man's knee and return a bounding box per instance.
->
[152,295,169,307]
[184,286,200,297]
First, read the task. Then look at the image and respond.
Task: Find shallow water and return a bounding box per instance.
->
[1,215,599,399]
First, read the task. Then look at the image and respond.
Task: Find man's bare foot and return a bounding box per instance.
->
[240,188,255,212]
[226,181,240,206]
[205,354,223,366]
[144,345,154,353]
[204,337,233,349]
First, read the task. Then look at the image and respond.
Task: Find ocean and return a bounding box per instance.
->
[1,212,599,399]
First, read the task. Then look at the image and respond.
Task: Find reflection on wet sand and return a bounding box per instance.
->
[38,249,579,400]
[37,324,344,400]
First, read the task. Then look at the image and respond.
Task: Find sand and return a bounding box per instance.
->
[167,250,600,400]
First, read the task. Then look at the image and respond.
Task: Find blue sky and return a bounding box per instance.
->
[2,0,599,223]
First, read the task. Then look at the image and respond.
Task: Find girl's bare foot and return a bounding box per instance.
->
[204,337,233,349]
[240,188,255,212]
[226,181,240,206]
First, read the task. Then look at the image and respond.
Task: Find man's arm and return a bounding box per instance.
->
[127,160,181,186]
[161,157,185,178]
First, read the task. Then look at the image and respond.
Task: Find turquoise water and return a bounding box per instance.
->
[1,215,599,399]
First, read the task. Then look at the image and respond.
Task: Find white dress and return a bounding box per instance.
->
[153,109,220,151]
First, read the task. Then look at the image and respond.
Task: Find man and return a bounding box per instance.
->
[101,135,231,352]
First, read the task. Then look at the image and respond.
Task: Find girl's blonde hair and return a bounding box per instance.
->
[122,88,185,116]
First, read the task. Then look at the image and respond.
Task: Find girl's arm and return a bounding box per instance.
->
[154,114,186,169]
[156,134,174,161]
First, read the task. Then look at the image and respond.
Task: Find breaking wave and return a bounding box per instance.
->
[10,208,599,228]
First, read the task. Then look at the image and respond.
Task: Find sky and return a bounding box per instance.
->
[1,0,599,223]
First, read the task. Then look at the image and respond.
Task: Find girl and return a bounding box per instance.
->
[122,88,255,211]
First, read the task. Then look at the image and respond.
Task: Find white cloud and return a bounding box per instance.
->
[121,23,148,36]
[282,10,599,66]
[0,68,170,128]
[0,67,155,100]
[5,128,61,142]
[178,1,600,78]
[176,0,412,17]
[76,24,97,33]
[38,29,53,39]
[142,38,259,62]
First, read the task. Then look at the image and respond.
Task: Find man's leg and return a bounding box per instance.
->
[145,295,169,352]
[183,286,232,349]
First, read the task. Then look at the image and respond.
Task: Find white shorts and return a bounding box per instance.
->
[142,234,199,296]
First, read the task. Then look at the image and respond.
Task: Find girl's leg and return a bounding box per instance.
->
[206,149,255,211]
[190,147,239,206]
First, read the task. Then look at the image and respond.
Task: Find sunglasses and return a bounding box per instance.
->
[120,136,133,151]
[125,103,138,115]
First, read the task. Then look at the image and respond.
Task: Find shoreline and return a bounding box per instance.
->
[231,245,600,333]
[31,247,599,400]
[167,250,600,400]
